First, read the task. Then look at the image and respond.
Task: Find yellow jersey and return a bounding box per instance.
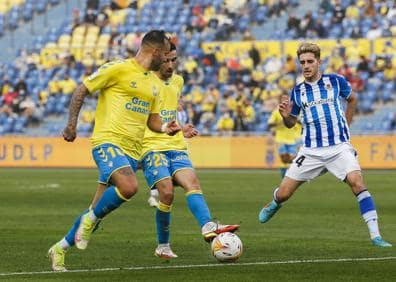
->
[268,109,301,145]
[83,58,161,159]
[141,74,187,157]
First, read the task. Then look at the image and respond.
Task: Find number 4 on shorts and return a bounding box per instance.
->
[295,155,305,167]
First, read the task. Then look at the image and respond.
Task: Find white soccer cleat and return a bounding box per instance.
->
[154,244,178,259]
[147,196,159,208]
[75,213,96,250]
[201,221,240,242]
[48,243,67,272]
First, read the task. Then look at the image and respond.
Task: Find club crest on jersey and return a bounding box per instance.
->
[326,84,332,90]
[130,81,137,88]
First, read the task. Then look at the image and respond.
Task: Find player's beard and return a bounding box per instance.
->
[150,55,162,71]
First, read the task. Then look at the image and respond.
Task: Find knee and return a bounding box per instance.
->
[118,182,138,199]
[346,172,365,194]
[182,179,201,192]
[159,186,174,204]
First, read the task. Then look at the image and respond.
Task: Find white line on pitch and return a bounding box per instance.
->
[1,256,395,277]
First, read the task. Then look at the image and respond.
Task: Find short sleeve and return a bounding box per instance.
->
[83,61,122,94]
[290,88,301,116]
[336,74,352,99]
[268,110,279,125]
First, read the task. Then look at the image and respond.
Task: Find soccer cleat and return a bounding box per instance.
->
[48,243,67,272]
[147,196,159,208]
[259,200,281,223]
[154,244,178,259]
[372,236,392,247]
[201,221,240,242]
[75,213,96,250]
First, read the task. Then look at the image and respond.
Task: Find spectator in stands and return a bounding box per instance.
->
[217,110,234,135]
[111,0,137,10]
[242,99,256,131]
[298,11,315,38]
[338,63,353,81]
[356,55,372,74]
[283,54,297,75]
[313,19,327,38]
[319,0,333,13]
[2,86,18,105]
[363,0,376,17]
[366,23,383,40]
[349,73,365,92]
[96,6,110,30]
[350,26,362,39]
[332,0,345,24]
[248,44,261,68]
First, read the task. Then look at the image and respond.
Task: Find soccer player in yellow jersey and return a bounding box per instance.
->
[141,43,239,258]
[48,30,181,271]
[268,93,302,178]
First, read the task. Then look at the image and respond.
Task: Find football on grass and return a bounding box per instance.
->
[211,232,243,262]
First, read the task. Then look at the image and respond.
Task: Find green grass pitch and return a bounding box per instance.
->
[0,168,395,281]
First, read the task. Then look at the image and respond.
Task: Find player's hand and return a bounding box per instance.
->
[182,124,199,138]
[279,100,293,119]
[62,125,77,142]
[164,120,181,136]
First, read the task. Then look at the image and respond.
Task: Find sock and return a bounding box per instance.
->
[59,238,71,250]
[156,201,172,244]
[186,190,212,227]
[64,208,89,247]
[93,186,127,219]
[273,187,281,205]
[356,190,380,239]
[151,188,159,198]
[280,168,287,178]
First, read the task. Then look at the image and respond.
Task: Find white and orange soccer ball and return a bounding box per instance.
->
[211,232,243,262]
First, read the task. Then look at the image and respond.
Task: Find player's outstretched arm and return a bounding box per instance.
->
[147,113,181,136]
[182,124,199,138]
[62,84,89,142]
[345,91,357,126]
[279,100,297,128]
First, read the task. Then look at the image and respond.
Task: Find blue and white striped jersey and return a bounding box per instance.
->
[290,74,352,148]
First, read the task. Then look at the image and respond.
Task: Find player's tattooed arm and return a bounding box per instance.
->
[63,84,89,142]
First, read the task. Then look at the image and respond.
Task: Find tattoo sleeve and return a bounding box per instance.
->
[67,84,89,128]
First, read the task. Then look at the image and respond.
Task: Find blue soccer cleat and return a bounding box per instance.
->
[259,200,281,223]
[372,236,392,247]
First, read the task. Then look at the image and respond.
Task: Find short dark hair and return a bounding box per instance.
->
[297,42,321,59]
[141,30,168,48]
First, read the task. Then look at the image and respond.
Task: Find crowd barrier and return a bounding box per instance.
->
[0,136,395,169]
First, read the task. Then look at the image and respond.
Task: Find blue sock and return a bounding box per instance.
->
[186,190,212,227]
[280,168,287,178]
[64,208,89,246]
[93,186,126,219]
[156,201,171,244]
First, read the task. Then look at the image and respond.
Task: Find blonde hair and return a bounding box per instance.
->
[297,43,321,59]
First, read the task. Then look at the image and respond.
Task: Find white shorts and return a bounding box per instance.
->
[285,142,361,182]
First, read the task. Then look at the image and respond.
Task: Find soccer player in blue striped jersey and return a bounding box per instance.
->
[258,42,391,247]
